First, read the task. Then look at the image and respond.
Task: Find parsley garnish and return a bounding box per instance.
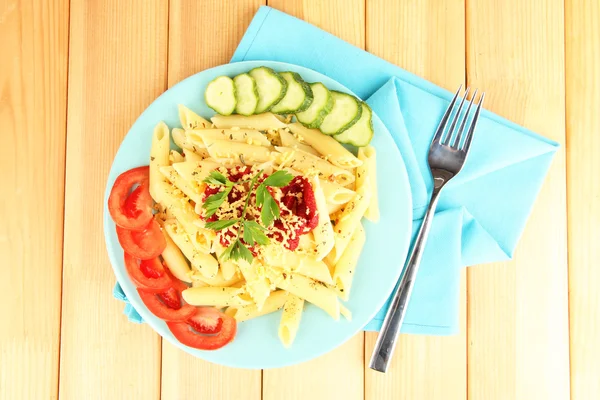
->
[202,169,293,263]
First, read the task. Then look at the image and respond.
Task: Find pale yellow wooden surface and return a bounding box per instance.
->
[0,1,68,399]
[466,1,570,400]
[59,1,167,399]
[1,0,598,399]
[566,1,600,399]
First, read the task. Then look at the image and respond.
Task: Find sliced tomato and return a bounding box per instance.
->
[167,308,236,350]
[124,253,172,292]
[138,288,196,321]
[116,219,166,260]
[187,307,224,334]
[108,166,153,230]
[157,287,183,309]
[123,183,153,219]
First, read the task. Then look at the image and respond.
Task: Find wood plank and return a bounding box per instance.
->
[364,0,467,399]
[263,2,365,400]
[466,0,570,399]
[566,0,600,399]
[160,2,263,398]
[0,1,69,399]
[59,1,167,398]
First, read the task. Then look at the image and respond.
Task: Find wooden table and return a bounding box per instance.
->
[2,0,598,399]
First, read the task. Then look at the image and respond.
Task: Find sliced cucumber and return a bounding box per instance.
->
[233,73,259,116]
[319,91,362,135]
[296,83,333,128]
[270,72,314,114]
[249,67,287,113]
[334,102,374,147]
[205,76,236,115]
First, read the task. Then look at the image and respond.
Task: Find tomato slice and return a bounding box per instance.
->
[124,253,173,292]
[167,308,236,350]
[108,166,153,230]
[138,288,197,321]
[187,307,224,334]
[157,287,183,309]
[116,219,166,260]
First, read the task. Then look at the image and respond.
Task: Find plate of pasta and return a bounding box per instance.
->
[103,60,412,368]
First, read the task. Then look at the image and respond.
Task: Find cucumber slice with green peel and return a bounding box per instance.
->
[295,83,333,128]
[319,91,362,135]
[334,102,374,147]
[233,73,259,116]
[270,72,314,114]
[249,67,288,113]
[205,76,236,115]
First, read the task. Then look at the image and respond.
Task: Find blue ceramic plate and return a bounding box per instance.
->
[103,61,412,369]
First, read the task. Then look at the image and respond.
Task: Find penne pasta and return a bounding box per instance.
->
[169,150,185,163]
[267,267,340,320]
[149,122,171,202]
[178,104,211,130]
[190,270,242,287]
[279,127,320,156]
[204,139,273,165]
[213,243,238,280]
[211,112,286,130]
[225,290,289,322]
[187,128,271,147]
[327,202,345,215]
[237,260,271,311]
[310,177,335,260]
[319,179,356,205]
[262,246,334,284]
[287,122,362,169]
[357,145,380,222]
[161,228,192,283]
[182,287,252,307]
[278,294,304,348]
[183,148,206,161]
[274,146,355,185]
[159,165,204,205]
[332,223,366,301]
[163,219,219,278]
[339,302,352,321]
[329,180,372,264]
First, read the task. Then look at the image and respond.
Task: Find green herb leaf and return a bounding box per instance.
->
[262,170,293,188]
[203,170,228,186]
[255,184,267,206]
[219,241,236,262]
[260,191,281,227]
[244,220,269,246]
[229,240,254,264]
[202,186,232,217]
[205,219,238,231]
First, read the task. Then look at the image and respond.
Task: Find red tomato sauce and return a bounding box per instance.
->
[202,166,318,252]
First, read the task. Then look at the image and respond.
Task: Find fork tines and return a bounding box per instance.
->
[433,86,485,152]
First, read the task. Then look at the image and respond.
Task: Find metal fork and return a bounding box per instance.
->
[369,86,485,373]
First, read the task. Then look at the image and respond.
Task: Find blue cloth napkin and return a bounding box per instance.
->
[114,6,558,335]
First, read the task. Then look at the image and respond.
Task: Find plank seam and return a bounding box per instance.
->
[56,0,73,397]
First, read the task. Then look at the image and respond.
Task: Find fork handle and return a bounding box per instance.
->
[368,189,442,373]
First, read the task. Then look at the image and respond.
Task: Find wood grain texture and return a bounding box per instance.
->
[364,1,467,398]
[168,0,264,85]
[160,2,263,398]
[59,1,167,398]
[466,0,570,399]
[161,341,261,400]
[566,0,600,399]
[261,2,365,399]
[0,0,69,399]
